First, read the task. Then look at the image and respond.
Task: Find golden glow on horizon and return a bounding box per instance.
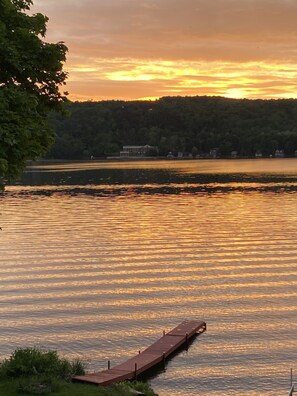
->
[137,96,160,101]
[224,88,247,99]
[66,58,297,101]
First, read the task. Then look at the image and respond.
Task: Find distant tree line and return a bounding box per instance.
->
[47,96,297,159]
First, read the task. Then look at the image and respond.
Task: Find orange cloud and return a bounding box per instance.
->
[32,0,297,101]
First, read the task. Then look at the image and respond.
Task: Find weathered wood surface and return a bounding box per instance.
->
[73,319,206,386]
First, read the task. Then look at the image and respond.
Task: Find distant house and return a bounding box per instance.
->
[209,148,218,158]
[120,145,158,157]
[275,149,284,158]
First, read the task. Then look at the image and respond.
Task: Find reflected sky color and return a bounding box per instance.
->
[29,1,297,101]
[1,159,297,396]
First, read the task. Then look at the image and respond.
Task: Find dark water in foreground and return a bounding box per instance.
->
[1,159,296,395]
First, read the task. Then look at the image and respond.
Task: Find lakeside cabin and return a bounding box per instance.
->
[120,145,158,157]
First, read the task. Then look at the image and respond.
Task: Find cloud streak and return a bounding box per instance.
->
[32,0,297,100]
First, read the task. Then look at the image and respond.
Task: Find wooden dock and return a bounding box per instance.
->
[73,320,206,386]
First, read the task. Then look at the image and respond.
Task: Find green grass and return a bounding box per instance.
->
[0,379,156,396]
[0,348,157,396]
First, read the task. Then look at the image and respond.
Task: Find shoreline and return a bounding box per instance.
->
[27,156,297,165]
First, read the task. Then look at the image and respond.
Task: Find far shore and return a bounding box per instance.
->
[27,155,297,165]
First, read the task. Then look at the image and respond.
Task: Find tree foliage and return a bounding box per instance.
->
[0,0,67,185]
[48,96,297,159]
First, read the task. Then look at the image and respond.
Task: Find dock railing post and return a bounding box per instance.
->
[107,360,110,370]
[288,369,295,396]
[162,352,165,368]
[134,363,138,379]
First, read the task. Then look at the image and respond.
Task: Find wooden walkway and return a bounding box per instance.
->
[73,320,206,386]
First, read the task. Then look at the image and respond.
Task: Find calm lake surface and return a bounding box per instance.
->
[1,159,296,396]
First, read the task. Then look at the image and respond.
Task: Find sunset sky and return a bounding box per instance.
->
[32,0,297,102]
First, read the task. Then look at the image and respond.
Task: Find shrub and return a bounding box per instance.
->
[0,348,85,381]
[110,381,157,396]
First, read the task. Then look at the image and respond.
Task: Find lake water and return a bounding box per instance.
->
[1,158,296,396]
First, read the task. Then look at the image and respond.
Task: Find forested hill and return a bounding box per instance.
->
[48,96,297,159]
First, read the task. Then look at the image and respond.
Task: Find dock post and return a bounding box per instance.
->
[186,333,189,349]
[163,330,165,337]
[134,363,138,379]
[108,360,110,370]
[162,352,165,368]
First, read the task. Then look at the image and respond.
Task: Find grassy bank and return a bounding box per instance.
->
[0,348,156,396]
[0,379,156,396]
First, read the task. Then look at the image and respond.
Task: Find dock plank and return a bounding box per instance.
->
[115,352,163,373]
[167,320,206,337]
[142,334,185,357]
[74,369,133,386]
